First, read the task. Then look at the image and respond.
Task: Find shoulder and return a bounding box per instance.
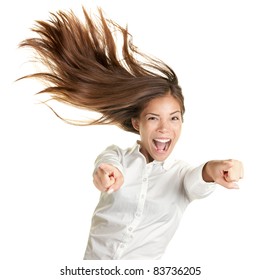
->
[105,142,139,155]
[99,144,136,161]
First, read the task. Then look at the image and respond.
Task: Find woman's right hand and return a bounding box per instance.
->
[93,163,124,193]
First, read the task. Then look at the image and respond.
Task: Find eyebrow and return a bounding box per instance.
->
[145,111,182,116]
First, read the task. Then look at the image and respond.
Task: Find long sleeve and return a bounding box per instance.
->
[93,145,125,175]
[183,164,216,201]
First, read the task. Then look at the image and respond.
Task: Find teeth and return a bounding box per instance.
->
[154,139,171,143]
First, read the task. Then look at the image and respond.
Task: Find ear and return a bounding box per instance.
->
[131,118,140,131]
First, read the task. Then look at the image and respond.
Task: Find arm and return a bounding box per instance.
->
[202,159,244,189]
[183,159,243,201]
[92,145,124,193]
[183,164,216,201]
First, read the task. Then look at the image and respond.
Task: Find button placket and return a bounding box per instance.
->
[114,166,150,259]
[136,172,148,216]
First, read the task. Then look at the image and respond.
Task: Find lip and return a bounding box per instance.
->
[153,138,171,143]
[152,138,172,153]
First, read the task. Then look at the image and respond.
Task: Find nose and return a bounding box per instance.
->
[157,120,169,133]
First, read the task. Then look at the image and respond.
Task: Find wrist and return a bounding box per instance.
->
[202,162,214,182]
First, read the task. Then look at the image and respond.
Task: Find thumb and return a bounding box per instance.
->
[215,176,239,189]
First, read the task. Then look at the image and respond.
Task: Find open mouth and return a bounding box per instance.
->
[153,138,171,152]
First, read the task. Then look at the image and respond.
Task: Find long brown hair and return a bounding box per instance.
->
[18,7,184,134]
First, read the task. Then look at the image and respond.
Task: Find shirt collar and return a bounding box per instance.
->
[131,141,176,171]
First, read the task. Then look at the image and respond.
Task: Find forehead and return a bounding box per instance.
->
[141,94,181,114]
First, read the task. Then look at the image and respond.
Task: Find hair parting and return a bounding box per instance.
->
[18,6,185,134]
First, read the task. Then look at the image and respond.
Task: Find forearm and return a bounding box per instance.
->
[93,145,124,193]
[184,164,216,201]
[94,145,124,175]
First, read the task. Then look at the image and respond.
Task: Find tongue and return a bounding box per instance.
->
[154,140,166,151]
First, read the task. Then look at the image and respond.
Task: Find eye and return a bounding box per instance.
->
[171,116,180,121]
[147,116,158,121]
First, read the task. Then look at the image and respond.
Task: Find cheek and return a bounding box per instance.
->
[139,121,152,132]
[171,124,182,139]
[176,124,182,133]
[139,124,154,141]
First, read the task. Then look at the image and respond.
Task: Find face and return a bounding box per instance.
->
[132,93,182,163]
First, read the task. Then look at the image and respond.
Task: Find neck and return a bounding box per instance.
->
[137,140,154,163]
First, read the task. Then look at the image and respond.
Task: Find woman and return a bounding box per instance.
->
[18,7,243,259]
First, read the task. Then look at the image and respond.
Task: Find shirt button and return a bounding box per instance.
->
[135,213,141,217]
[128,227,133,232]
[120,244,125,249]
[143,178,147,182]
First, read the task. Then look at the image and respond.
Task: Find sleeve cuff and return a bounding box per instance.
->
[93,145,124,176]
[184,164,216,201]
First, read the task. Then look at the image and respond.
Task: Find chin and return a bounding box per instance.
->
[151,151,172,162]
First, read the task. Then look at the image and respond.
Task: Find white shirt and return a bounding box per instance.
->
[84,142,216,260]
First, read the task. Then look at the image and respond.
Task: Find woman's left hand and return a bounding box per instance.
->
[202,159,244,189]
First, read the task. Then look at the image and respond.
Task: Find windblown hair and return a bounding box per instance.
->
[18,7,184,134]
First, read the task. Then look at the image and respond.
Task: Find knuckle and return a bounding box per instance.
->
[224,159,234,168]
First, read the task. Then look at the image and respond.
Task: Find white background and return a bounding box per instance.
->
[1,0,259,279]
